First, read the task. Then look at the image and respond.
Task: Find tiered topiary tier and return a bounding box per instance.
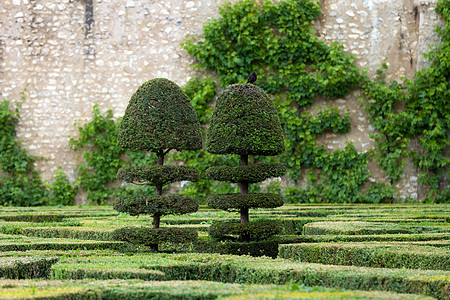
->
[113,78,203,252]
[205,83,286,246]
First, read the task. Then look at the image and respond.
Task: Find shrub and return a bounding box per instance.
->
[0,98,49,206]
[47,168,78,206]
[206,83,286,243]
[113,78,203,252]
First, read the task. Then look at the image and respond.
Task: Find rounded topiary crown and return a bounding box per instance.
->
[118,78,202,152]
[206,84,285,156]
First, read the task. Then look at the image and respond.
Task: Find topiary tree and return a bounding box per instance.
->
[206,83,286,242]
[113,78,203,252]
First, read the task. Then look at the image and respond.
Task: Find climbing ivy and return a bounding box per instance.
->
[360,64,409,182]
[182,0,386,203]
[182,0,449,203]
[182,75,216,123]
[68,0,448,204]
[183,0,362,104]
[0,95,49,206]
[47,168,78,206]
[69,104,124,204]
[361,0,449,202]
[404,0,449,202]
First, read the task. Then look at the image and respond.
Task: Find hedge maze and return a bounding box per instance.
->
[0,204,449,299]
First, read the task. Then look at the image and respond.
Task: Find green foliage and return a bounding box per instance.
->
[403,0,449,202]
[49,252,450,299]
[183,0,449,203]
[69,101,228,205]
[21,227,115,241]
[360,72,409,182]
[207,193,284,211]
[5,279,405,300]
[117,166,199,187]
[69,104,159,204]
[0,257,59,279]
[181,75,216,123]
[362,182,396,204]
[69,104,127,204]
[169,150,242,202]
[118,78,202,152]
[278,242,450,271]
[68,77,237,205]
[209,218,283,241]
[182,0,362,102]
[196,238,281,258]
[0,285,98,300]
[279,105,377,203]
[206,84,285,156]
[1,204,450,298]
[182,0,377,204]
[0,96,49,206]
[205,80,286,244]
[112,226,198,245]
[361,0,449,202]
[113,78,202,252]
[206,163,286,183]
[113,194,199,216]
[47,168,78,206]
[279,105,352,179]
[298,144,373,203]
[301,221,440,236]
[0,238,127,252]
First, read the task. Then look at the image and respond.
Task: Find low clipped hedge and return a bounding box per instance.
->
[112,226,198,245]
[194,237,280,258]
[100,281,429,300]
[117,165,199,186]
[113,194,199,216]
[0,256,59,279]
[0,214,65,223]
[278,242,450,271]
[1,280,427,300]
[48,253,450,299]
[279,232,450,244]
[0,285,101,300]
[302,221,439,236]
[21,227,115,241]
[52,267,166,281]
[207,193,284,211]
[208,219,283,241]
[0,239,128,252]
[205,163,286,183]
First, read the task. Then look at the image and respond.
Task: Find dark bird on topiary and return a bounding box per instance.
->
[247,71,257,84]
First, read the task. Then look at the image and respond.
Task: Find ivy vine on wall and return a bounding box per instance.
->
[361,1,449,202]
[67,0,448,204]
[182,0,448,203]
[0,94,48,206]
[182,0,391,203]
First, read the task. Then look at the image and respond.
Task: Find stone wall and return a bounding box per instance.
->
[0,0,443,202]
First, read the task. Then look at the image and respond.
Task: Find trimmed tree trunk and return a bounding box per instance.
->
[240,154,250,242]
[150,150,165,252]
